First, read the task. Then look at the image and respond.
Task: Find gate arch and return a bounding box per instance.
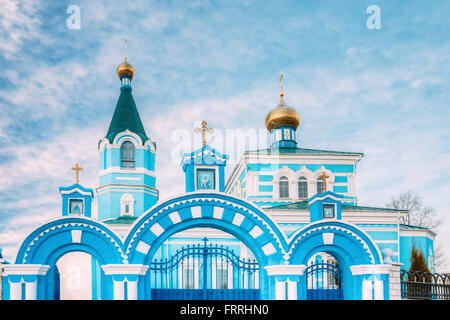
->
[124,192,289,299]
[287,220,383,300]
[16,216,126,266]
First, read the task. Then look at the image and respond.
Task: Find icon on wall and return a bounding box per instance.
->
[323,205,335,219]
[197,169,215,190]
[70,199,83,214]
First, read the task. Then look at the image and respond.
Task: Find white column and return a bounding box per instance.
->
[275,281,286,300]
[9,281,22,300]
[265,265,306,301]
[25,281,37,300]
[3,264,50,300]
[113,280,125,300]
[127,280,138,300]
[362,279,373,300]
[350,264,391,300]
[102,264,149,300]
[374,279,384,300]
[287,281,298,300]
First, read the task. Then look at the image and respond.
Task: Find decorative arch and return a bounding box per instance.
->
[124,192,289,266]
[15,216,126,266]
[287,220,383,266]
[295,166,314,180]
[273,166,296,199]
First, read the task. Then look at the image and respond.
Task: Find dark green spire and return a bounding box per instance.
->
[106,87,149,144]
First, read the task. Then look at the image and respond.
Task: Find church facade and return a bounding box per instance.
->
[1,57,435,300]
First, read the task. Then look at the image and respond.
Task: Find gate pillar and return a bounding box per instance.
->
[350,265,391,300]
[102,264,148,300]
[265,265,306,300]
[2,264,50,300]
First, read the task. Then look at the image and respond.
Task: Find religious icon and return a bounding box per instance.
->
[70,199,83,214]
[323,205,334,219]
[197,170,215,190]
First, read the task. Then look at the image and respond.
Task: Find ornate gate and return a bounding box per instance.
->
[149,238,260,300]
[306,261,343,300]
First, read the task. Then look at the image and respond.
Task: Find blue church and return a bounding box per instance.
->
[0,55,436,300]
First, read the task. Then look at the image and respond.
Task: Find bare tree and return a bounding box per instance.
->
[387,190,441,231]
[387,190,446,272]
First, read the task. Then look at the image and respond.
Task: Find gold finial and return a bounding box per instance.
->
[318,171,329,192]
[117,39,134,80]
[194,120,214,147]
[71,163,84,184]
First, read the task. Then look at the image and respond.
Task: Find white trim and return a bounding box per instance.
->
[60,188,93,197]
[101,264,149,276]
[3,264,50,276]
[99,167,156,177]
[350,264,391,275]
[264,265,307,276]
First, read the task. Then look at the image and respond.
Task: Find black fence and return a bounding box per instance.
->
[400,270,450,300]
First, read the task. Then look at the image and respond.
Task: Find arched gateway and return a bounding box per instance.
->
[2,191,392,300]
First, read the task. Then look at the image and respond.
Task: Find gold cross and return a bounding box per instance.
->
[280,73,284,97]
[318,171,329,191]
[194,120,214,147]
[124,38,128,61]
[71,163,84,184]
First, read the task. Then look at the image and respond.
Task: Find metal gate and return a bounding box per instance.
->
[306,261,343,300]
[150,238,260,300]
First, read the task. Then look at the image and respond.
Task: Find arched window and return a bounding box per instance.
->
[120,193,134,216]
[317,177,324,194]
[121,141,135,168]
[279,176,289,198]
[298,177,308,199]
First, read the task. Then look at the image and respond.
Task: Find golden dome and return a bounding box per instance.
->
[265,95,300,131]
[116,59,135,80]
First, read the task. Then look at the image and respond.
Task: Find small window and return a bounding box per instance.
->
[121,141,135,169]
[298,177,308,198]
[317,178,324,194]
[323,205,335,219]
[120,194,134,216]
[279,176,289,198]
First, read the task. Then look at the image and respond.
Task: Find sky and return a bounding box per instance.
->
[0,0,449,269]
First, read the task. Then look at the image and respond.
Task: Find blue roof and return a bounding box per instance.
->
[59,183,94,197]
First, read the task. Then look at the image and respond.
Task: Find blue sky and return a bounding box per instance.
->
[0,0,449,267]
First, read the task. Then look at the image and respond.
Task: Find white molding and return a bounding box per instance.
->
[264,265,307,276]
[3,264,50,276]
[99,167,156,178]
[101,264,149,276]
[350,264,392,275]
[60,188,93,197]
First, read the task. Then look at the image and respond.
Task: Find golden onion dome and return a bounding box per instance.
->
[265,94,300,131]
[116,59,135,80]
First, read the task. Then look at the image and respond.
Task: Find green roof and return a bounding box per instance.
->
[246,147,363,156]
[268,201,407,212]
[106,87,149,144]
[103,216,138,225]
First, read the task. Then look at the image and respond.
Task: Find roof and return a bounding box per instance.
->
[267,200,407,213]
[102,216,138,225]
[106,87,149,144]
[245,147,364,157]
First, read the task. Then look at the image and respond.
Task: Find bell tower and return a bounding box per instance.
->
[97,46,158,221]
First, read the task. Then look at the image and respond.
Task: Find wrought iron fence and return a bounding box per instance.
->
[400,270,450,300]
